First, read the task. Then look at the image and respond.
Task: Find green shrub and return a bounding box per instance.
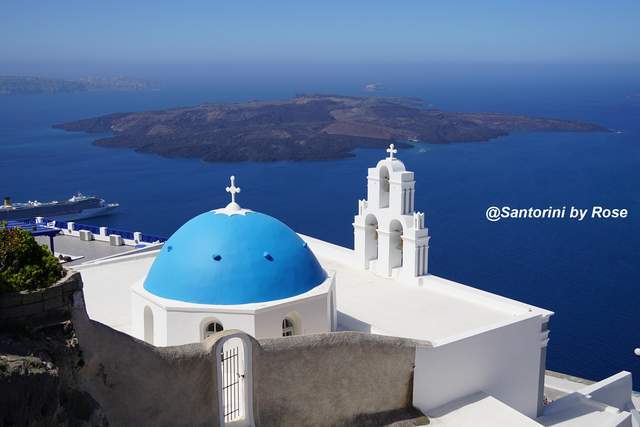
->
[0,225,64,294]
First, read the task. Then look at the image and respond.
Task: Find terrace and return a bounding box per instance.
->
[14,218,166,266]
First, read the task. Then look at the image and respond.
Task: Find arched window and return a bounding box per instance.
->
[389,219,404,269]
[143,306,154,344]
[364,214,379,266]
[204,321,224,339]
[282,317,295,337]
[379,166,390,208]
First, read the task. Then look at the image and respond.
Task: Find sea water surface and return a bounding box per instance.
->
[1,69,638,389]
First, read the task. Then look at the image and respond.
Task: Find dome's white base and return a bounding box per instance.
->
[130,273,336,346]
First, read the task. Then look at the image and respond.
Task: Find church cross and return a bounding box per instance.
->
[226,175,241,204]
[386,143,398,159]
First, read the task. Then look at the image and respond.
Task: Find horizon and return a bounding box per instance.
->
[2,63,640,90]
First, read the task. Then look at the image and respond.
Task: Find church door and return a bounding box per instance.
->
[217,335,253,426]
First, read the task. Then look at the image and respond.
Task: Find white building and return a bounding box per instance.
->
[70,145,637,426]
[126,176,336,346]
[353,144,430,281]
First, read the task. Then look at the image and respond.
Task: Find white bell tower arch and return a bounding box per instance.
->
[353,144,430,282]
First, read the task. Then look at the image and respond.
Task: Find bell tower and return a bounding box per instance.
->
[353,144,430,282]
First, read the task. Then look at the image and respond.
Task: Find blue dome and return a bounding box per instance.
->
[144,210,327,305]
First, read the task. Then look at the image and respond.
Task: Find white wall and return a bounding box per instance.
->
[132,293,168,346]
[253,293,330,339]
[132,290,257,346]
[158,288,331,345]
[165,309,257,346]
[576,371,634,410]
[73,251,158,332]
[130,278,333,346]
[413,314,544,419]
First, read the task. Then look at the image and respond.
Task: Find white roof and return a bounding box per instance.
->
[301,234,552,345]
[536,393,632,426]
[426,392,542,426]
[75,230,553,346]
[540,371,637,427]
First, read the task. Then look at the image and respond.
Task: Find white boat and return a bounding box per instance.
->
[0,193,119,222]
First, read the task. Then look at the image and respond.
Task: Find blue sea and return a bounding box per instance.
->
[1,64,638,389]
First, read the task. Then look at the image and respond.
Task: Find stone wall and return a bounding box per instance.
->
[2,273,425,426]
[71,291,424,426]
[71,291,221,427]
[0,270,82,328]
[0,274,106,426]
[255,332,422,426]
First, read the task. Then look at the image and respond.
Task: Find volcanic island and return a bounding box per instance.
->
[54,95,608,162]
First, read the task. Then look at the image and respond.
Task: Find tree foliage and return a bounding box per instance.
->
[0,225,64,293]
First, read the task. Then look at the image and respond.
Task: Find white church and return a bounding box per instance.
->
[71,145,637,426]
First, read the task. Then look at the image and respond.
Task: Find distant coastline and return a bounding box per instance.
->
[53,94,609,162]
[0,76,152,95]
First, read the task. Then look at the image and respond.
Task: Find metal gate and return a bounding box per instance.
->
[221,344,244,422]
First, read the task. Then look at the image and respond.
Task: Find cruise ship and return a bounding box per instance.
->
[0,193,119,222]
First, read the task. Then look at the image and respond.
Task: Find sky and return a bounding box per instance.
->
[1,0,638,75]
